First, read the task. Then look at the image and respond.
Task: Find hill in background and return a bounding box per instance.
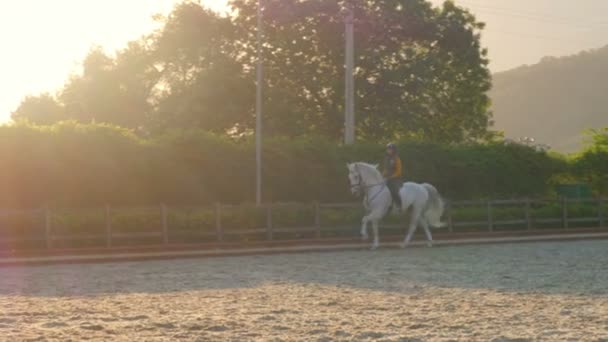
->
[490,45,608,153]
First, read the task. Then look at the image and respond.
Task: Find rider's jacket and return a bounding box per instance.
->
[383,154,402,180]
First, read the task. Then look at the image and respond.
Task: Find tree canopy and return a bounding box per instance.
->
[12,93,66,125]
[574,128,608,194]
[12,0,492,143]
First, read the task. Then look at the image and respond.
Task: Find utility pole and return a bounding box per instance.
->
[256,0,263,205]
[344,1,355,144]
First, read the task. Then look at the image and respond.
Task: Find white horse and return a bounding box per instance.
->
[346,162,445,249]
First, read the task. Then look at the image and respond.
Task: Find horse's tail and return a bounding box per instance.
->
[422,183,446,228]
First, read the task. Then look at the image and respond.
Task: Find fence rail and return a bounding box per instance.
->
[0,197,606,252]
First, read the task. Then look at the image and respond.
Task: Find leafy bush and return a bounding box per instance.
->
[0,122,582,208]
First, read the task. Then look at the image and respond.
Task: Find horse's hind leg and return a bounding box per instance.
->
[401,205,422,248]
[421,218,433,247]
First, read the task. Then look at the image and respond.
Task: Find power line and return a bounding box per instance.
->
[484,28,597,45]
[453,1,607,45]
[457,0,585,22]
[473,9,600,30]
[457,0,607,30]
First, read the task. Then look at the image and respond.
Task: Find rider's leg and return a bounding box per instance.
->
[389,179,402,206]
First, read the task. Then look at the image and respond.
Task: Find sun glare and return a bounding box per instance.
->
[0,0,228,123]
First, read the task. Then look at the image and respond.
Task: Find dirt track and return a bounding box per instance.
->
[1,240,607,341]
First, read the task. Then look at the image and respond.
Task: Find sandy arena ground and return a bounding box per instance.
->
[0,240,607,341]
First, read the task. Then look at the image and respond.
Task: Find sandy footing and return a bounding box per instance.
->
[0,240,607,341]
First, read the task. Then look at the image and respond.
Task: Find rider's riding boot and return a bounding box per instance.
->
[388,189,401,214]
[394,195,402,208]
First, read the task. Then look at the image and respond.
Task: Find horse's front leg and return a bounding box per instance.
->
[371,219,380,250]
[360,215,370,241]
[421,218,433,248]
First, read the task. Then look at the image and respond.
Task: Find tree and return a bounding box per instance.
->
[229,0,492,142]
[151,2,254,134]
[55,2,253,135]
[575,128,608,194]
[12,0,493,143]
[11,93,66,124]
[586,128,608,148]
[59,45,158,129]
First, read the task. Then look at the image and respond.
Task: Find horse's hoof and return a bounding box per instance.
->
[370,245,379,251]
[426,242,433,248]
[400,243,408,249]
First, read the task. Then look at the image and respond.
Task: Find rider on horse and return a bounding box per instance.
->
[383,143,403,207]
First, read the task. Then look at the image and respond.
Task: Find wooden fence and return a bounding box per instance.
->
[0,198,606,251]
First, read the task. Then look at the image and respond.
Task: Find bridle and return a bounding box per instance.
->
[350,163,387,204]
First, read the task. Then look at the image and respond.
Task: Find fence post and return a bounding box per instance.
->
[314,202,321,239]
[487,200,494,232]
[215,203,223,242]
[105,205,112,248]
[44,205,52,249]
[524,198,532,231]
[161,204,168,244]
[266,204,273,241]
[562,197,569,229]
[599,198,605,228]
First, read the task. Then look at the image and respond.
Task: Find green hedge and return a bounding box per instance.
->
[0,121,575,207]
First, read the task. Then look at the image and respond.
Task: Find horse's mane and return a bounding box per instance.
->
[354,162,377,169]
[352,162,384,182]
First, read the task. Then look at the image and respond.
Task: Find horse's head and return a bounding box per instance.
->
[346,163,362,195]
[347,162,381,196]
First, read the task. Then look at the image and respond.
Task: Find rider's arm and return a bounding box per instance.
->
[382,157,390,178]
[391,157,402,179]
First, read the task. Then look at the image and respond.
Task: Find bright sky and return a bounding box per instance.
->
[0,0,227,123]
[1,0,607,123]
